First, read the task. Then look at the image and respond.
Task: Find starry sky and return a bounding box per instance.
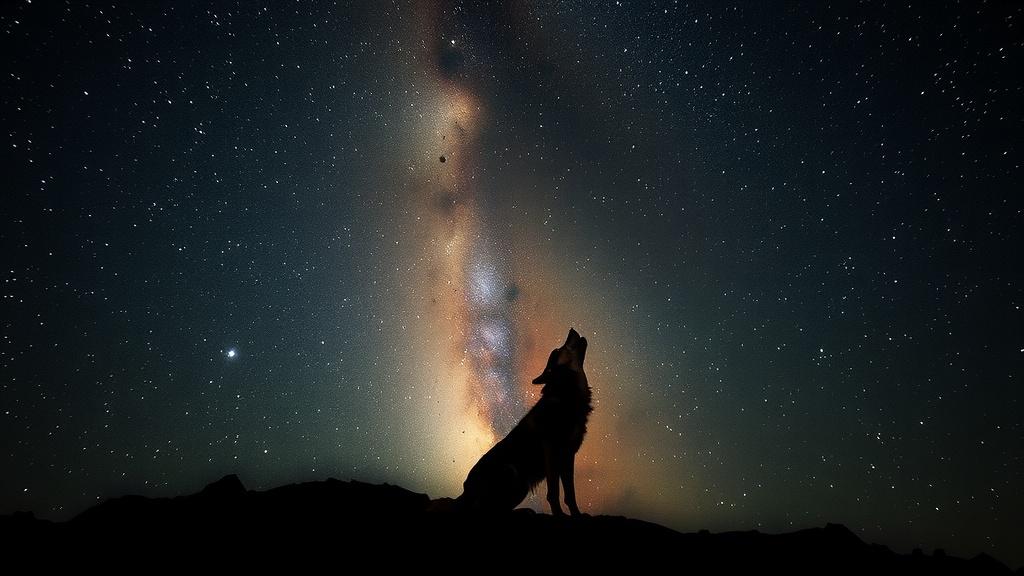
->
[2,0,1022,566]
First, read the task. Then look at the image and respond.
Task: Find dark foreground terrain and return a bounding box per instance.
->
[1,475,1015,573]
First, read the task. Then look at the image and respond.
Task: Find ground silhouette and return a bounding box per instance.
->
[0,475,1016,573]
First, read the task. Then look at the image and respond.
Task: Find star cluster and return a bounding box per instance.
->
[1,1,1021,567]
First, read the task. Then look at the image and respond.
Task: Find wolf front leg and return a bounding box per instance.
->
[561,452,581,516]
[544,444,565,516]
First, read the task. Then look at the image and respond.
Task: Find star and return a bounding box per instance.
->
[226,348,237,359]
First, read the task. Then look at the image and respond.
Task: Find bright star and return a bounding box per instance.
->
[226,348,237,359]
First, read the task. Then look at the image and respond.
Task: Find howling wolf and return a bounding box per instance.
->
[458,328,593,515]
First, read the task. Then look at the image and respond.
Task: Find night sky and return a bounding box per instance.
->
[2,0,1022,566]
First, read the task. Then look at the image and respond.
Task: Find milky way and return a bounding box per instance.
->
[419,23,526,433]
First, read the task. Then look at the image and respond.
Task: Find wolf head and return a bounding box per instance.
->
[532,328,588,385]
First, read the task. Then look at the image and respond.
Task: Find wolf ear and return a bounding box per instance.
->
[533,349,559,384]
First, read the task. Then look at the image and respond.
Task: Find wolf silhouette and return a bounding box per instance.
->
[458,328,593,515]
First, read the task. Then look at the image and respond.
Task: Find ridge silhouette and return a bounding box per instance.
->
[0,475,1015,573]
